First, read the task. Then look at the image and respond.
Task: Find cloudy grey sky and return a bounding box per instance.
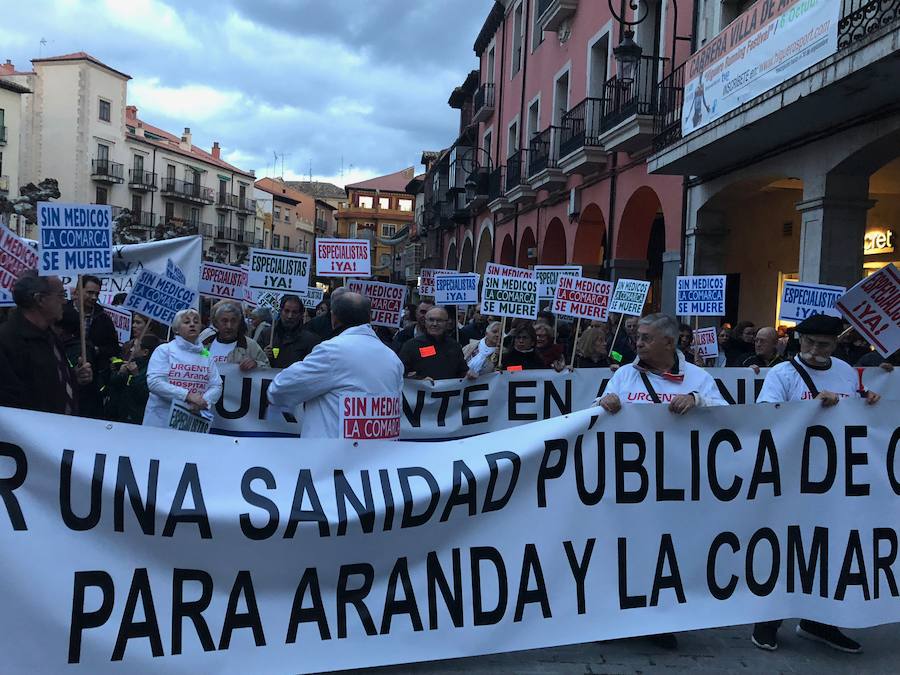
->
[2,0,494,186]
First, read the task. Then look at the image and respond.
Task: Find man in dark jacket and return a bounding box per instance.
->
[264,294,321,368]
[304,287,348,341]
[71,274,120,370]
[0,271,93,414]
[392,300,433,353]
[399,306,467,380]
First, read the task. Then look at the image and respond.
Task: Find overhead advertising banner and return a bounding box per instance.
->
[315,238,371,276]
[1,402,899,673]
[122,269,197,325]
[610,279,651,316]
[676,275,726,316]
[481,263,538,319]
[210,365,900,440]
[248,248,311,294]
[552,275,613,321]
[836,263,900,357]
[347,279,407,328]
[37,202,112,276]
[434,273,480,305]
[534,265,582,300]
[199,262,248,302]
[681,0,841,136]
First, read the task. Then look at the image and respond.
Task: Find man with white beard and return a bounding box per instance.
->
[752,313,879,654]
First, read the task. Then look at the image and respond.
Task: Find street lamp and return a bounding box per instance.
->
[613,29,643,83]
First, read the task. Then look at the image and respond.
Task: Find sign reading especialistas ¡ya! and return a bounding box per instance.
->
[299,287,325,310]
[480,262,538,319]
[692,326,719,359]
[836,263,900,358]
[101,304,132,344]
[681,0,841,137]
[347,279,407,328]
[316,237,370,276]
[0,224,39,306]
[535,265,582,300]
[610,278,651,316]
[3,401,900,673]
[552,275,613,321]
[37,202,112,276]
[779,280,845,322]
[122,268,197,324]
[199,262,248,302]
[248,248,310,294]
[435,273,479,305]
[676,275,726,316]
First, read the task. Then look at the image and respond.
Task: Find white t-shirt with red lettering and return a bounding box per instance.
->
[757,357,861,403]
[600,353,728,407]
[208,339,234,364]
[143,336,223,427]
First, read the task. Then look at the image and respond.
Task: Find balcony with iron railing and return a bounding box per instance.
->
[649,0,900,174]
[216,192,238,210]
[159,215,201,235]
[558,97,609,175]
[527,126,567,190]
[160,177,215,204]
[315,217,328,234]
[473,82,496,123]
[505,149,536,205]
[128,169,157,191]
[236,196,256,213]
[536,0,578,32]
[598,55,667,154]
[91,159,124,184]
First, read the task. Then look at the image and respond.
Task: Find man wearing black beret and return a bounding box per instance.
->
[750,313,880,654]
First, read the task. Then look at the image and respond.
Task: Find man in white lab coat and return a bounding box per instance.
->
[267,292,404,439]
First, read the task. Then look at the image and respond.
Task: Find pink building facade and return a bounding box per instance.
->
[418,0,694,313]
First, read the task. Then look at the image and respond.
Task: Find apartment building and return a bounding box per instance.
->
[0,71,31,234]
[335,168,416,282]
[254,178,316,256]
[0,52,258,262]
[283,180,345,238]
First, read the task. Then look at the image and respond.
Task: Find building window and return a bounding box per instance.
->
[382,223,397,237]
[531,0,545,50]
[131,194,142,216]
[95,187,108,205]
[273,234,281,248]
[284,211,291,223]
[378,197,391,210]
[165,202,175,220]
[133,154,144,174]
[398,198,413,212]
[190,208,200,225]
[358,195,374,209]
[274,205,281,219]
[380,253,392,268]
[511,2,524,77]
[349,222,358,238]
[283,236,290,250]
[97,143,109,163]
[218,213,226,228]
[99,98,111,122]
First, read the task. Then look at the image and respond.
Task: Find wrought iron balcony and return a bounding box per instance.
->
[315,217,328,234]
[91,159,124,183]
[158,215,201,236]
[652,64,685,153]
[537,0,578,32]
[473,82,496,123]
[216,193,238,210]
[236,197,256,213]
[160,177,215,204]
[505,149,536,205]
[128,169,157,191]
[559,97,608,174]
[598,55,666,154]
[527,126,561,177]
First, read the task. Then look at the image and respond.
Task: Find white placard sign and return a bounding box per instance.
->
[779,280,846,322]
[316,238,371,276]
[167,400,211,434]
[676,275,726,316]
[535,265,582,300]
[0,224,39,307]
[610,278,651,316]
[418,268,446,297]
[101,304,132,344]
[435,273,480,305]
[347,279,407,328]
[480,263,538,319]
[248,248,310,294]
[692,326,719,359]
[836,263,900,358]
[37,202,112,275]
[552,275,614,321]
[299,287,325,310]
[199,262,248,302]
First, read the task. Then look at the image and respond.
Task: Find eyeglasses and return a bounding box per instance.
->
[799,335,835,350]
[425,319,446,325]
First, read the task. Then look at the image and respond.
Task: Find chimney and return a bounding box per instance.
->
[0,59,14,75]
[211,141,220,159]
[126,105,137,119]
[180,127,192,150]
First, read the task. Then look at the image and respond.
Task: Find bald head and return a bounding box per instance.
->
[425,306,450,340]
[331,291,371,330]
[754,327,779,358]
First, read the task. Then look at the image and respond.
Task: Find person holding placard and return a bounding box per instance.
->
[399,306,468,381]
[69,274,119,374]
[534,323,566,371]
[142,309,223,428]
[106,334,161,424]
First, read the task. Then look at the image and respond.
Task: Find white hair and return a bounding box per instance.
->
[638,313,680,341]
[171,308,201,331]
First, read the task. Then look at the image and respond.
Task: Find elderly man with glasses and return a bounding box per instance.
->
[398,306,468,381]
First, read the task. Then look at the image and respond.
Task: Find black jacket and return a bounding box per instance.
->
[105,357,151,424]
[305,312,335,341]
[399,335,468,380]
[0,310,81,414]
[68,301,120,370]
[271,321,321,368]
[392,324,422,353]
[501,349,546,371]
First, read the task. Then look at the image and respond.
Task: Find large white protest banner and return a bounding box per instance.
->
[37,202,112,275]
[211,365,900,439]
[676,275,726,316]
[681,0,841,136]
[60,236,202,307]
[836,264,900,357]
[316,238,370,276]
[535,265,582,301]
[1,402,898,673]
[122,269,198,325]
[0,224,39,307]
[552,275,613,321]
[481,263,538,319]
[347,279,407,328]
[779,280,845,322]
[199,262,248,302]
[610,279,651,316]
[101,305,132,344]
[248,248,311,294]
[435,273,480,305]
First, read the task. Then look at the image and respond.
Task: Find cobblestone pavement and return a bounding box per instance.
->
[336,622,899,674]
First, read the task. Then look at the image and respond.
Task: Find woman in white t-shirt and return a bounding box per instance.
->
[143,309,223,427]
